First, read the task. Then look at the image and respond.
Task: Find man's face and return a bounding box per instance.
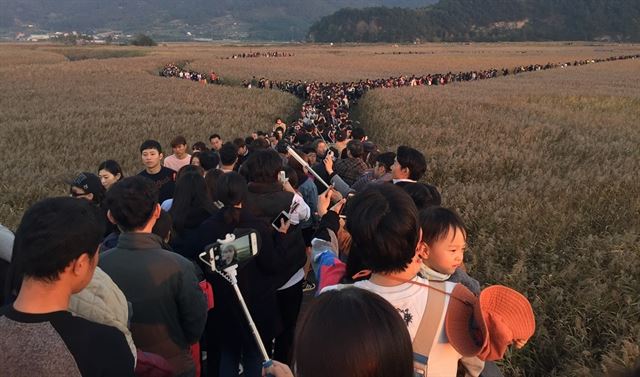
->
[142,148,162,170]
[316,142,327,158]
[210,137,222,151]
[373,162,386,179]
[172,143,187,158]
[391,157,408,180]
[306,152,317,166]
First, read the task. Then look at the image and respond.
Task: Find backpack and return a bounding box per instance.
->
[412,281,447,377]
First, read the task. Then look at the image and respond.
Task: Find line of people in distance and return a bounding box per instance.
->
[222,51,294,59]
[1,123,537,377]
[160,63,220,84]
[156,53,640,91]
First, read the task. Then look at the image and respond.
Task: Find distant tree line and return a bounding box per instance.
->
[308,0,640,42]
[130,34,157,46]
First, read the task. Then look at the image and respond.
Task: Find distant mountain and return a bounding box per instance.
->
[308,0,640,42]
[0,0,437,40]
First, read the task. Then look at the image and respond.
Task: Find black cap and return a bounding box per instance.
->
[67,172,104,196]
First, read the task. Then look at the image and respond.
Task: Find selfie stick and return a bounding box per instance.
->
[222,266,272,367]
[201,236,274,373]
[286,146,331,189]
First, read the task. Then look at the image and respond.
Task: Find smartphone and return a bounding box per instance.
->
[326,149,335,161]
[339,192,356,218]
[199,230,259,271]
[272,210,290,231]
[278,170,287,184]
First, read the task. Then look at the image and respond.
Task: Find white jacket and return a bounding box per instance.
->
[70,266,137,363]
[0,224,14,263]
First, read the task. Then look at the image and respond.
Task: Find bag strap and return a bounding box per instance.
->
[412,281,447,376]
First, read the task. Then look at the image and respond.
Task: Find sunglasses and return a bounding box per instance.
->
[70,190,89,197]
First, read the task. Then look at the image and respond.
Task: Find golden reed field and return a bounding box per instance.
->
[1,42,640,376]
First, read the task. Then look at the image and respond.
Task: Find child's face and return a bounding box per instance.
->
[424,227,466,275]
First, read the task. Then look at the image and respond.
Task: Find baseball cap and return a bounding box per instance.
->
[445,284,535,361]
[67,172,105,196]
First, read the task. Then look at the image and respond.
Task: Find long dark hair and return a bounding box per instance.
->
[204,168,224,203]
[98,160,124,180]
[169,171,214,234]
[216,172,248,226]
[293,287,414,377]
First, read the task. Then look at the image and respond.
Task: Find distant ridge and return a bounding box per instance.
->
[0,0,436,41]
[308,0,640,42]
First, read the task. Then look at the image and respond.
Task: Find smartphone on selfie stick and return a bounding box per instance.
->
[198,230,276,375]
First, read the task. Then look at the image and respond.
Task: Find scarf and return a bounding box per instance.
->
[420,264,451,282]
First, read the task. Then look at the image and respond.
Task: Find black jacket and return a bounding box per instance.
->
[244,182,307,283]
[194,208,302,346]
[170,206,215,260]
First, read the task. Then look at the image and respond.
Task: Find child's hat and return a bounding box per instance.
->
[445,284,535,361]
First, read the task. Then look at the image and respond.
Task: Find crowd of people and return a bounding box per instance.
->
[374,50,438,55]
[159,54,640,126]
[158,53,640,130]
[1,120,539,377]
[222,51,294,59]
[160,63,220,84]
[2,52,639,377]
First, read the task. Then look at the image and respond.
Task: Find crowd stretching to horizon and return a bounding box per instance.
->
[160,53,640,128]
[1,52,639,377]
[222,51,295,59]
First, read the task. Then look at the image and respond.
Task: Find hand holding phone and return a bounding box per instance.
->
[278,171,287,184]
[338,192,356,218]
[326,149,335,161]
[323,153,334,174]
[272,211,291,233]
[317,186,335,217]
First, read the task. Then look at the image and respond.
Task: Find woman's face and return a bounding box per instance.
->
[98,169,120,190]
[221,246,235,264]
[191,156,201,166]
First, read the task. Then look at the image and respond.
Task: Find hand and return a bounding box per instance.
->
[317,186,335,217]
[263,360,294,377]
[330,198,346,215]
[514,339,527,349]
[323,155,334,175]
[276,218,291,234]
[331,190,343,203]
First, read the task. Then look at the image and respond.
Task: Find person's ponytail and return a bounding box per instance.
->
[216,172,248,227]
[222,206,242,227]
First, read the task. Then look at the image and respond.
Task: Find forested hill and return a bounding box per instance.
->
[0,0,435,41]
[308,0,640,42]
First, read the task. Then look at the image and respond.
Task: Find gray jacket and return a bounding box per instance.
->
[99,232,207,377]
